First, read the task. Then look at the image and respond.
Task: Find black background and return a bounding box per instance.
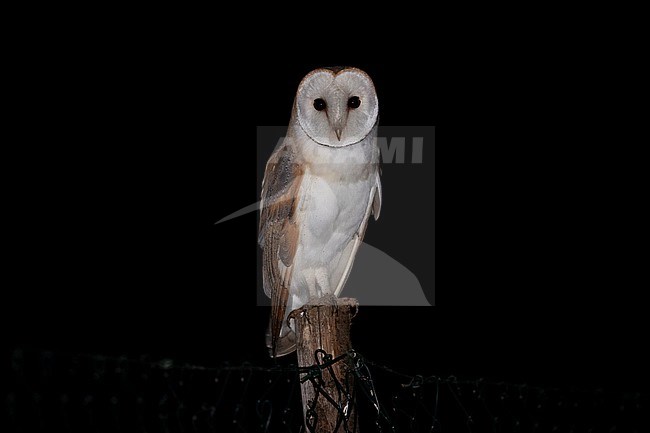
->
[3,44,647,399]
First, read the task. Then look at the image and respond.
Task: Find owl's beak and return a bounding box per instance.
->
[331,115,346,142]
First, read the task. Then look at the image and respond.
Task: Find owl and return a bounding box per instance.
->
[259,67,382,357]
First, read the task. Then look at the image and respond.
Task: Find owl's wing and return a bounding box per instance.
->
[333,167,382,296]
[259,139,304,356]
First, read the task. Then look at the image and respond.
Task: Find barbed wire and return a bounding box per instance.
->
[3,347,648,432]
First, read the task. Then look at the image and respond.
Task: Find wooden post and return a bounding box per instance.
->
[290,297,358,432]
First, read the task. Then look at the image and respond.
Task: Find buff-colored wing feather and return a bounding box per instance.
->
[259,140,303,356]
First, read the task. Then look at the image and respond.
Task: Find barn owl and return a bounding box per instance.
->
[259,66,382,357]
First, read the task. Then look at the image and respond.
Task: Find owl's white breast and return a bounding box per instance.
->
[292,123,379,179]
[283,124,379,303]
[291,122,379,243]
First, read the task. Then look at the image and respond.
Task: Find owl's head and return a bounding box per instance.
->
[294,67,378,147]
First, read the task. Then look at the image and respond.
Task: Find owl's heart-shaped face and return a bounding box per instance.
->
[295,67,378,148]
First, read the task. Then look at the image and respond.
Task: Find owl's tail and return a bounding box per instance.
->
[266,323,297,357]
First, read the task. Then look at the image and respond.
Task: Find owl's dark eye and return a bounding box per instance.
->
[313,98,326,111]
[348,96,361,109]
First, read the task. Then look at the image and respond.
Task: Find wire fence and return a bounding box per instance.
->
[3,347,647,432]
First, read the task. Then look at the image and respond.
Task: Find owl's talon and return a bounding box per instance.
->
[305,293,338,306]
